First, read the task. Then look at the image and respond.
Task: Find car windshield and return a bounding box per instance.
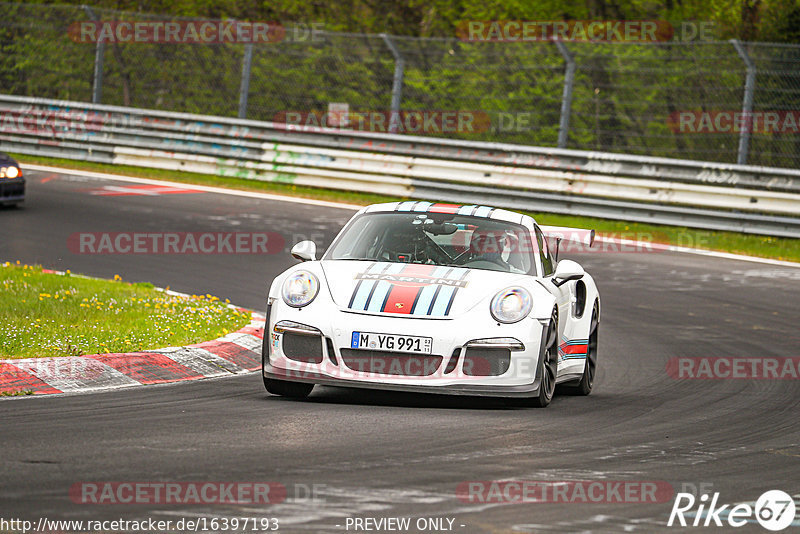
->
[325,212,537,275]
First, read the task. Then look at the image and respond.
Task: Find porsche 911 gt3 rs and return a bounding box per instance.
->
[262,202,600,407]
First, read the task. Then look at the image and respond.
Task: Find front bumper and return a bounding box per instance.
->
[264,361,544,398]
[263,301,549,398]
[0,178,24,204]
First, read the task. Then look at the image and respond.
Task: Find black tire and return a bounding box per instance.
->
[558,303,599,396]
[531,309,559,407]
[507,309,558,408]
[263,376,314,398]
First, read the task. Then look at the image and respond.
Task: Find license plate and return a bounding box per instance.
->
[351,332,433,354]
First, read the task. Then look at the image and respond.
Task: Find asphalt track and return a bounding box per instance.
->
[1,168,799,533]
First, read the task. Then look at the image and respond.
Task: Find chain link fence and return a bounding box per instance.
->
[2,2,800,168]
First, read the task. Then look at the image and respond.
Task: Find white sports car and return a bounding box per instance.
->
[262,202,600,407]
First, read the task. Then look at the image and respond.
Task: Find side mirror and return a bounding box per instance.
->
[291,240,317,262]
[552,259,584,287]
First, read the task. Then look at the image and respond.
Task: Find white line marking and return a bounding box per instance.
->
[24,163,362,211]
[24,163,800,268]
[594,235,800,268]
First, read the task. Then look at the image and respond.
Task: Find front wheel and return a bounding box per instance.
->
[531,310,559,407]
[263,376,314,398]
[507,309,558,408]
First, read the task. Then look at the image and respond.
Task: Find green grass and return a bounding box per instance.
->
[0,262,250,359]
[0,389,33,396]
[13,153,800,263]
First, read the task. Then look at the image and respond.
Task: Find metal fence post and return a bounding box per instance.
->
[554,40,575,149]
[381,34,404,133]
[238,42,254,119]
[83,6,104,104]
[731,39,756,166]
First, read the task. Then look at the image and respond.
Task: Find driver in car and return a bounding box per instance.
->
[381,226,431,263]
[466,229,513,269]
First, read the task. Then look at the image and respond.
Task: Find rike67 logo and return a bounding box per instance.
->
[668,490,796,531]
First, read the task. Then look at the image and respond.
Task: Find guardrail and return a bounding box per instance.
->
[1,94,799,238]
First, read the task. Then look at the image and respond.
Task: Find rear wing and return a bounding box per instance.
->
[539,225,595,260]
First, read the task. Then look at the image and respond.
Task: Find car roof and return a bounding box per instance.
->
[360,201,534,227]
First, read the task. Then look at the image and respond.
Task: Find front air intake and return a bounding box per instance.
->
[339,349,442,376]
[282,333,324,364]
[462,347,511,376]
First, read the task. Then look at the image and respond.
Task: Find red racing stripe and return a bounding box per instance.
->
[399,263,437,276]
[380,263,436,314]
[382,284,422,314]
[561,343,588,355]
[428,203,461,214]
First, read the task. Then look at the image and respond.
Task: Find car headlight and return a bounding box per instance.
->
[490,287,532,324]
[5,166,19,179]
[281,271,319,308]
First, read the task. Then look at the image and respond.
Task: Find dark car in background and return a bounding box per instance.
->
[0,153,24,206]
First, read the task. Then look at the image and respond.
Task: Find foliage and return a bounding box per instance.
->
[0,262,250,359]
[1,1,800,166]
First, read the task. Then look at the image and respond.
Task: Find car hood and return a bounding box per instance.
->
[320,260,529,318]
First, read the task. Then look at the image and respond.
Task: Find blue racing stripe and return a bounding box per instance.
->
[411,266,450,315]
[430,285,457,316]
[349,262,385,310]
[411,285,437,315]
[351,280,376,310]
[364,263,405,312]
[473,206,493,218]
[443,268,470,315]
[365,280,392,312]
[413,201,433,212]
[457,205,476,216]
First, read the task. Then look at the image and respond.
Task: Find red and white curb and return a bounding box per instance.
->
[0,267,266,396]
[0,313,264,396]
